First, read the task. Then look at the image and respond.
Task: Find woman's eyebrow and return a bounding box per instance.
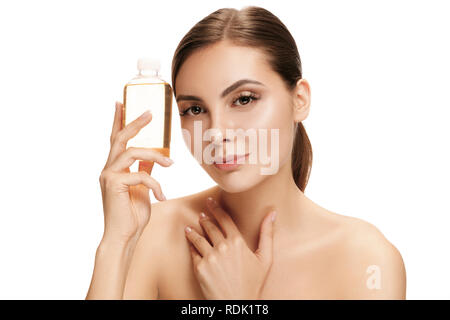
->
[176,78,265,103]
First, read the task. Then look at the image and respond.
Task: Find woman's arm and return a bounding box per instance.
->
[85,237,139,300]
[121,202,168,299]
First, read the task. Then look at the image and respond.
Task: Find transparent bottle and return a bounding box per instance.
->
[123,57,173,174]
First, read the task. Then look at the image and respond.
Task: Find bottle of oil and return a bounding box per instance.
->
[123,57,173,174]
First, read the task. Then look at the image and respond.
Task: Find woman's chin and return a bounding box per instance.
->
[205,165,267,193]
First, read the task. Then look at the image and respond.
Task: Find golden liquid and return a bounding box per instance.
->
[123,82,172,174]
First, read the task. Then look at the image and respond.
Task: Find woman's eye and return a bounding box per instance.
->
[180,105,205,116]
[179,93,259,116]
[233,93,259,107]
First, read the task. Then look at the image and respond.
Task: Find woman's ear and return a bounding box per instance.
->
[292,78,311,123]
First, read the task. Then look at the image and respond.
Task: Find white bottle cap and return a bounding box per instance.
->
[137,57,161,74]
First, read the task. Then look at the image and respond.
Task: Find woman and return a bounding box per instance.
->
[86,6,406,300]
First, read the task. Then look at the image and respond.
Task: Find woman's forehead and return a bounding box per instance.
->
[175,42,275,94]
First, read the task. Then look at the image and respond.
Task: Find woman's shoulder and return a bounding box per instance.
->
[311,203,402,255]
[144,186,219,245]
[332,211,404,264]
[319,209,407,299]
[123,188,215,299]
[150,186,219,220]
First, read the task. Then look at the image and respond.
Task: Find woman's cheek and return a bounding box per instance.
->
[181,125,194,154]
[254,101,294,169]
[180,120,205,158]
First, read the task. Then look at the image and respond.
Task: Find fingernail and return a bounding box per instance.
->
[141,110,152,118]
[164,157,174,164]
[185,226,192,233]
[200,212,207,219]
[161,193,167,201]
[271,211,277,222]
[207,197,215,204]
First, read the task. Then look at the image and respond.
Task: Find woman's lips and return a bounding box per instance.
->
[213,153,250,171]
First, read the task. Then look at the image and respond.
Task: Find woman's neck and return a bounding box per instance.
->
[212,160,309,252]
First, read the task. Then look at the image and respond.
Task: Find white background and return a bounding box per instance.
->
[0,0,448,299]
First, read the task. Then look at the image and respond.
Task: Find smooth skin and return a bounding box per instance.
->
[185,198,276,299]
[87,41,406,300]
[86,106,173,299]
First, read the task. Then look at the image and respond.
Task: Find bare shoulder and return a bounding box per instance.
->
[138,185,218,258]
[148,186,219,237]
[123,187,217,299]
[324,211,407,299]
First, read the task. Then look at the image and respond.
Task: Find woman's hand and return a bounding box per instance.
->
[99,102,174,246]
[185,197,277,300]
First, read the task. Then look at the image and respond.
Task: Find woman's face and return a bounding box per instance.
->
[174,41,302,193]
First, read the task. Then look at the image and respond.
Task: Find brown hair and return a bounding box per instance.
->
[171,6,312,192]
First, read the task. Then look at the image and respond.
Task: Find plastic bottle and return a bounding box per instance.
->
[123,57,173,174]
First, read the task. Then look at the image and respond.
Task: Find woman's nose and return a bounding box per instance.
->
[210,130,229,147]
[208,111,234,145]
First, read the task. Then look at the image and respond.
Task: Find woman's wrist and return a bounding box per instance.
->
[96,234,139,264]
[99,228,142,250]
[87,238,137,300]
[97,239,130,257]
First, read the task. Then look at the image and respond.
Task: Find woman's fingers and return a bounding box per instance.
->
[104,170,166,201]
[255,210,276,266]
[199,212,225,246]
[185,227,212,257]
[189,244,202,266]
[110,101,123,145]
[104,102,124,170]
[105,104,153,169]
[115,110,152,148]
[109,147,173,173]
[205,197,240,239]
